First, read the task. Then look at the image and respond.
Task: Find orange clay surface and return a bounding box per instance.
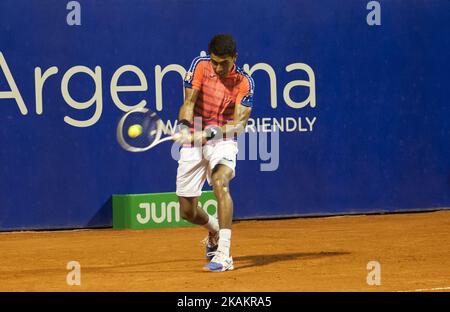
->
[0,210,449,292]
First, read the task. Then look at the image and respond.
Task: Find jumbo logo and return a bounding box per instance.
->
[136,199,217,224]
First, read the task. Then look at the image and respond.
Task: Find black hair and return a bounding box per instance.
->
[208,34,237,57]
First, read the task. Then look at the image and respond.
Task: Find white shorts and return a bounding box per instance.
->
[176,140,238,197]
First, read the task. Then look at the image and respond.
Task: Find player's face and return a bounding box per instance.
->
[210,53,236,78]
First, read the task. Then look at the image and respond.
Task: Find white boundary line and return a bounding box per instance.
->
[397,286,450,292]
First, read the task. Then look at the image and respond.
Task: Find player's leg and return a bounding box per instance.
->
[176,147,220,258]
[178,196,219,257]
[203,141,238,272]
[178,196,213,226]
[211,164,234,230]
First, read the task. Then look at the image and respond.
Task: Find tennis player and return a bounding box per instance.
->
[173,34,254,272]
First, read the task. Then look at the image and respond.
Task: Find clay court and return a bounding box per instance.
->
[1,210,449,292]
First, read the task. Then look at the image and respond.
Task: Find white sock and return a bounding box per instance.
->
[217,229,232,257]
[203,216,219,234]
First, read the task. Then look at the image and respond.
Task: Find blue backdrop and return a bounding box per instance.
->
[0,0,449,230]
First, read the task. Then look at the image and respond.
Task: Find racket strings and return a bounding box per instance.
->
[122,111,160,148]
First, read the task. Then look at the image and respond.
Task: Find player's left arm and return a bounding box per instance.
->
[197,101,251,143]
[222,102,252,137]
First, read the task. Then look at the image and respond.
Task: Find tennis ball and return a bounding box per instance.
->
[128,124,143,138]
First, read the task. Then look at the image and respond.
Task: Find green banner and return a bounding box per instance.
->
[112,191,217,229]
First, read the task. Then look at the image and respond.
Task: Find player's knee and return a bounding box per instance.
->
[180,207,196,221]
[212,174,229,194]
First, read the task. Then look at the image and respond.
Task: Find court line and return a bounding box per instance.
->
[397,286,450,292]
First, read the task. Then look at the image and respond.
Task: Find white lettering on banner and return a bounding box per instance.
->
[0,51,317,128]
[0,52,28,114]
[164,119,178,135]
[283,63,316,109]
[243,117,316,133]
[261,118,272,132]
[61,65,103,127]
[136,200,217,224]
[137,203,151,224]
[299,118,308,132]
[165,117,316,135]
[165,117,317,134]
[242,63,277,109]
[306,117,317,131]
[272,118,283,131]
[245,118,255,132]
[35,66,59,114]
[166,202,180,223]
[150,202,166,223]
[286,117,297,132]
[137,203,169,224]
[110,65,148,111]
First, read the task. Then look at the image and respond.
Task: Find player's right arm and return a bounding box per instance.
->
[174,57,206,143]
[173,88,199,144]
[178,87,199,124]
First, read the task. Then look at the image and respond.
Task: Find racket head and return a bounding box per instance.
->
[116,107,165,152]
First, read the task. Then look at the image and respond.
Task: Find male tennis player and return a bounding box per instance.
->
[173,34,254,272]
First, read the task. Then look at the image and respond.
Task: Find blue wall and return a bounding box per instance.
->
[0,0,449,230]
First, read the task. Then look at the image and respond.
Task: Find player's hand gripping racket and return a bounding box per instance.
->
[116,107,178,152]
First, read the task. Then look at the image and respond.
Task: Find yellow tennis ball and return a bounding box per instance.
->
[128,124,143,138]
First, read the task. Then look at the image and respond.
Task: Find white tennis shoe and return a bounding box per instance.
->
[203,250,234,272]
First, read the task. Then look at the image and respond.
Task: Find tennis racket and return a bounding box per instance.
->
[116,107,176,152]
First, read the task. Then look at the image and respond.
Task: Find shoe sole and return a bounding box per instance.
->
[203,264,234,272]
[203,258,234,272]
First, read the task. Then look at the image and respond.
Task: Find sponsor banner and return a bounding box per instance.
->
[113,191,217,229]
